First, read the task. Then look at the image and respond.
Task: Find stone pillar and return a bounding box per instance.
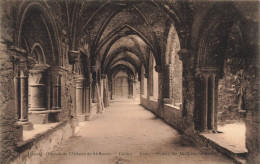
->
[140,70,144,100]
[52,71,60,110]
[76,75,88,121]
[14,65,20,121]
[146,74,150,101]
[177,49,195,134]
[203,73,209,131]
[211,73,217,131]
[196,70,218,132]
[29,65,48,111]
[86,86,90,114]
[154,65,160,100]
[133,80,136,99]
[47,73,52,110]
[163,64,171,99]
[17,59,33,130]
[89,73,92,107]
[128,78,133,99]
[101,74,105,106]
[103,76,109,107]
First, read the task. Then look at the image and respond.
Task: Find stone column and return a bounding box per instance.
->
[164,64,171,99]
[89,73,92,107]
[203,73,209,131]
[86,85,90,114]
[103,76,109,107]
[177,49,195,134]
[76,75,87,121]
[29,64,48,111]
[18,59,33,130]
[133,80,136,100]
[128,78,133,99]
[14,63,20,121]
[211,73,217,131]
[76,76,83,115]
[153,66,159,100]
[196,70,218,132]
[101,74,105,106]
[52,72,60,110]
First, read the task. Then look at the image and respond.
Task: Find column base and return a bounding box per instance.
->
[29,107,46,111]
[52,107,60,110]
[202,129,218,133]
[17,121,34,131]
[163,98,174,104]
[29,110,62,124]
[77,114,89,122]
[72,118,79,126]
[86,114,96,121]
[14,123,23,141]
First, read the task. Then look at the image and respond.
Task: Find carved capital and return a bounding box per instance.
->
[154,65,161,73]
[29,64,48,85]
[101,74,106,79]
[177,49,191,62]
[8,46,27,59]
[91,66,96,72]
[76,75,85,87]
[195,67,219,78]
[19,59,29,78]
[68,50,80,64]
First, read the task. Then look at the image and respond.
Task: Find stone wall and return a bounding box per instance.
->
[217,73,241,123]
[141,98,182,131]
[163,104,182,131]
[170,52,182,105]
[60,70,75,120]
[0,42,20,164]
[0,1,21,163]
[10,121,74,164]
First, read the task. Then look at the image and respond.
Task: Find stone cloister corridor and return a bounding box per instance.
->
[0,0,259,164]
[41,100,232,164]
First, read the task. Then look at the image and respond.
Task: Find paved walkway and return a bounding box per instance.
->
[41,101,233,164]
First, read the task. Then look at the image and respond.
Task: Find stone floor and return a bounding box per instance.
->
[41,100,233,164]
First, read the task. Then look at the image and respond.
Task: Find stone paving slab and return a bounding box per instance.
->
[41,101,233,164]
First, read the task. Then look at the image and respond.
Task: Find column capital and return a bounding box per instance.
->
[8,46,27,60]
[154,65,161,73]
[101,74,106,79]
[177,49,191,62]
[91,66,96,72]
[195,67,219,78]
[68,50,80,64]
[30,64,49,72]
[29,64,49,85]
[19,59,29,78]
[76,75,85,88]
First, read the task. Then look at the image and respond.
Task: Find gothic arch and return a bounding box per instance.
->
[16,1,61,65]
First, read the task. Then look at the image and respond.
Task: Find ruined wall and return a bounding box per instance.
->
[59,70,75,120]
[0,1,20,163]
[217,69,242,123]
[170,53,182,105]
[244,62,259,164]
[0,41,20,164]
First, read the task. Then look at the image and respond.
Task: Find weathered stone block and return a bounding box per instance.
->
[29,113,48,124]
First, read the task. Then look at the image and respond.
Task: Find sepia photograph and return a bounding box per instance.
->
[0,0,259,163]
